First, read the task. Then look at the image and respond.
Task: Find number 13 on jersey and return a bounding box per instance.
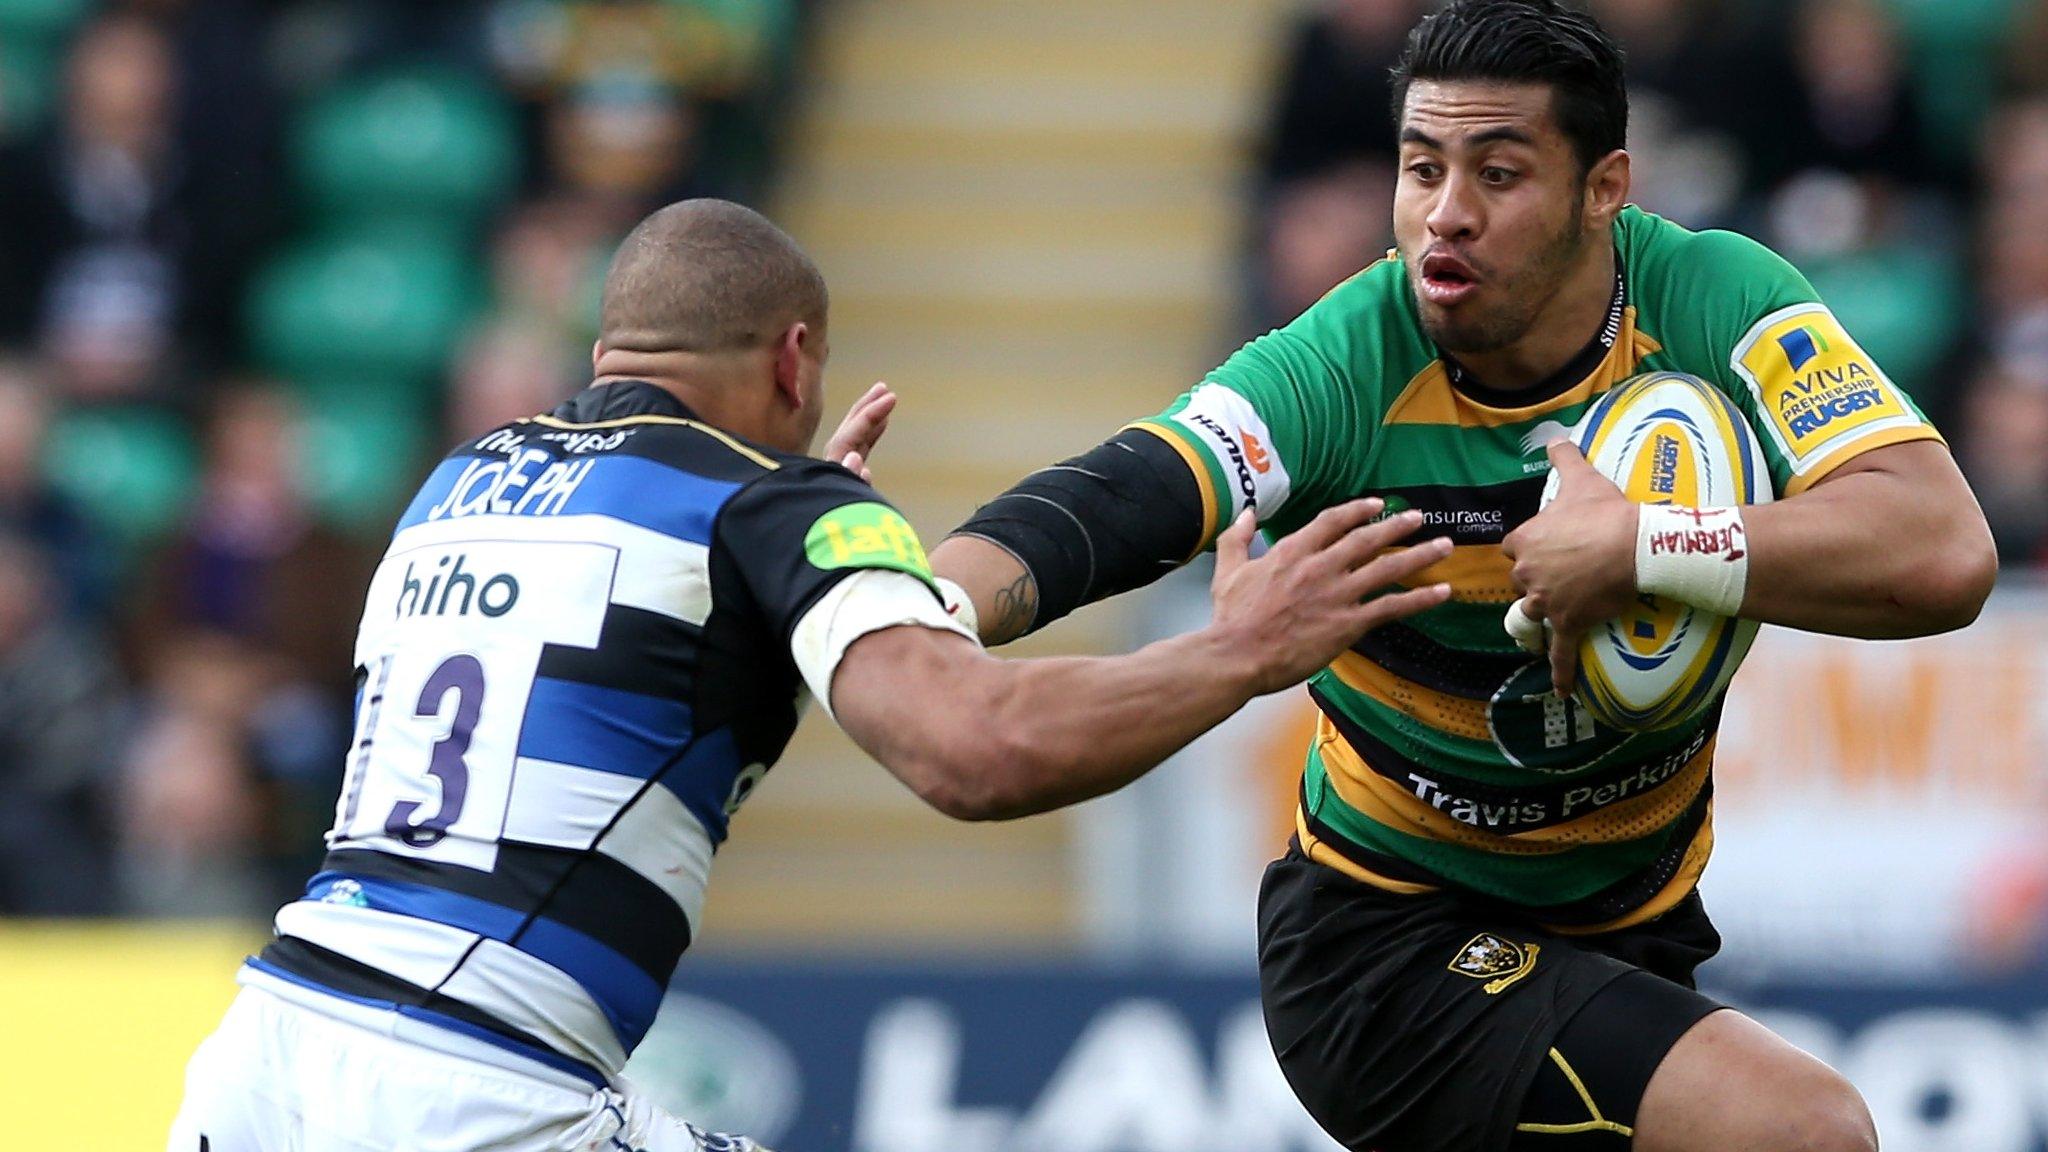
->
[330,535,620,872]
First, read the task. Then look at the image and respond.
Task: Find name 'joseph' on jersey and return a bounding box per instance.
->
[1130,206,1942,933]
[243,381,939,1086]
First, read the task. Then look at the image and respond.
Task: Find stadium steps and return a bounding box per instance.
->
[699,0,1292,953]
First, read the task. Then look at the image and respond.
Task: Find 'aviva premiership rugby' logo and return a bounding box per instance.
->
[1733,303,1915,473]
[1775,322,1830,372]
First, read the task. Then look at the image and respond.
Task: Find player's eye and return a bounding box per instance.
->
[1406,161,1443,182]
[1480,166,1517,185]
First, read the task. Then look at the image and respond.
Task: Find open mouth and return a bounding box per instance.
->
[1418,251,1481,304]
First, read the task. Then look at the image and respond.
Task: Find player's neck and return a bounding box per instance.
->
[1450,242,1617,394]
[587,352,777,445]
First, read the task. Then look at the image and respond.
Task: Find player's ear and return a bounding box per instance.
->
[772,322,808,412]
[1583,149,1630,228]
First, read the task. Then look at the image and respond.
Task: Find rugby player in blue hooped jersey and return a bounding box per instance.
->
[168,199,1456,1151]
[930,3,1998,1151]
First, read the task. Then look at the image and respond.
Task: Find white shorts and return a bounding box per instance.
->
[169,977,770,1152]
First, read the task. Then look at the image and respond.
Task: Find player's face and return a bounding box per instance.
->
[1393,81,1594,355]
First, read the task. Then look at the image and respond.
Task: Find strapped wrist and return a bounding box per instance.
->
[933,575,979,637]
[1634,505,1750,617]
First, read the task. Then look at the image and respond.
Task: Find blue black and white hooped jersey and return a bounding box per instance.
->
[244,380,947,1086]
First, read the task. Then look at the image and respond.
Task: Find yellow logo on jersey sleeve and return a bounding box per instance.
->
[1732,304,1921,477]
[804,501,934,583]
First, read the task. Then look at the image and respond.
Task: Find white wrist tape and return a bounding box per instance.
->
[1634,505,1750,617]
[933,575,979,637]
[791,569,979,719]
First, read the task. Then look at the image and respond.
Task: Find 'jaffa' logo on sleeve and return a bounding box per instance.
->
[803,502,934,583]
[1731,304,1921,473]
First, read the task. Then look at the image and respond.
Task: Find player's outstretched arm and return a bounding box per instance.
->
[836,502,1452,821]
[928,535,1040,645]
[928,424,1218,647]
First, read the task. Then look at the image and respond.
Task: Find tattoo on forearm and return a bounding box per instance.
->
[991,572,1039,643]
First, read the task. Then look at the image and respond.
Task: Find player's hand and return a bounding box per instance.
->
[1501,440,1638,695]
[1209,500,1454,697]
[823,381,897,482]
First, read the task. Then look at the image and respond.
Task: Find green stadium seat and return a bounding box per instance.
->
[1885,0,2015,47]
[1883,0,2021,161]
[0,0,82,138]
[277,370,440,417]
[0,35,59,139]
[299,399,432,531]
[293,67,519,230]
[247,230,482,393]
[41,408,196,543]
[0,0,89,37]
[1802,244,1963,408]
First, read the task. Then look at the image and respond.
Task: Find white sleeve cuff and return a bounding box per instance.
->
[790,568,980,719]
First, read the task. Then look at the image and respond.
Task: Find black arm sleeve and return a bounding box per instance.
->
[949,428,1207,634]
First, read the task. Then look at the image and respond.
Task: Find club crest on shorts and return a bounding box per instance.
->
[1449,932,1541,994]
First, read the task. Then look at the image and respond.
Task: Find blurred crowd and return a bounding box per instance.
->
[0,0,805,917]
[6,0,2044,925]
[1252,0,2048,575]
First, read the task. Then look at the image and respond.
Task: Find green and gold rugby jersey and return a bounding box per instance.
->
[1130,206,1942,932]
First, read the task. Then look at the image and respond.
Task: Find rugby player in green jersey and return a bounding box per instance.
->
[927,2,1996,1150]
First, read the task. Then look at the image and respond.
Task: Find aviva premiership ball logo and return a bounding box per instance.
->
[1449,933,1541,995]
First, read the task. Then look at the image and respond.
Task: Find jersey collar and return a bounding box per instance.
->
[1439,252,1627,410]
[552,379,697,424]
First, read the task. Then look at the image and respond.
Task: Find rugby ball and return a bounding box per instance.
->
[1543,372,1774,731]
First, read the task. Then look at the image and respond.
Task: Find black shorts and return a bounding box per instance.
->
[1258,844,1724,1152]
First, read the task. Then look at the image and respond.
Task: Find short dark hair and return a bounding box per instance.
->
[600,199,828,354]
[1390,0,1627,173]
